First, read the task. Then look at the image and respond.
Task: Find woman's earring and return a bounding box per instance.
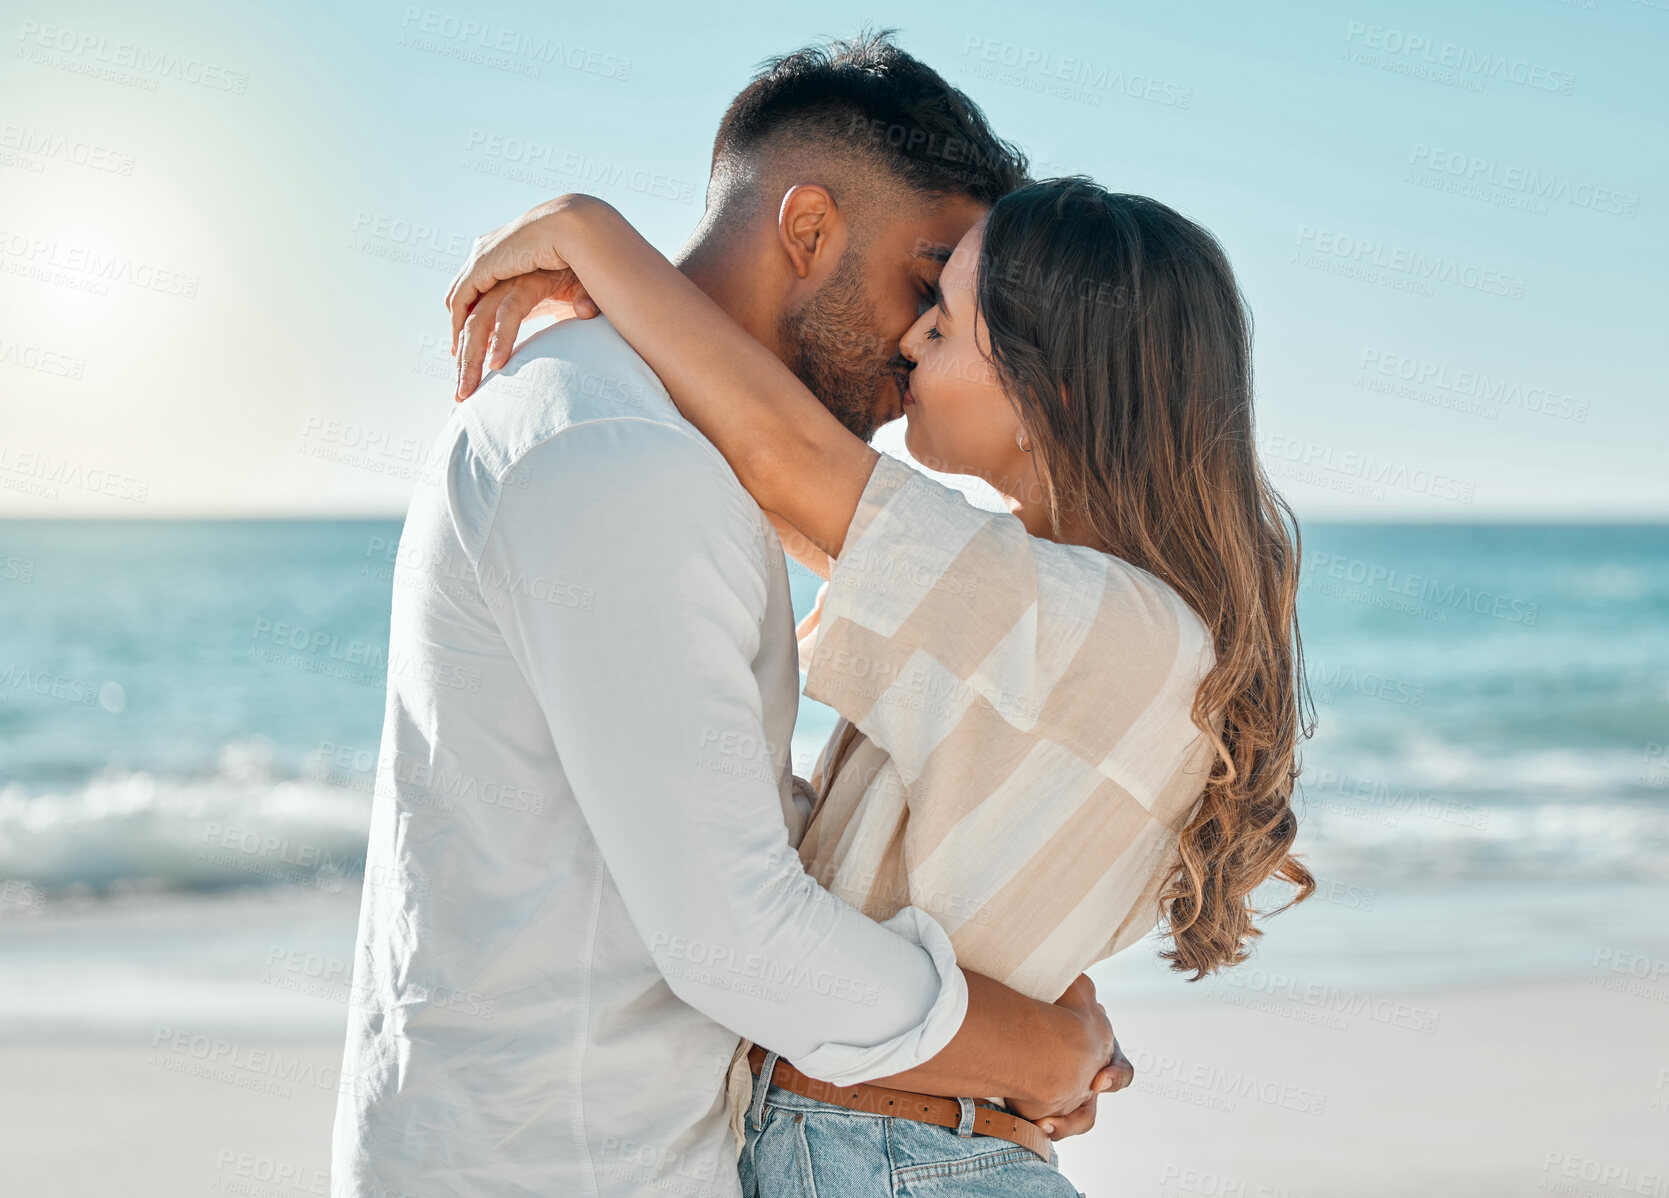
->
[1017,430,1032,453]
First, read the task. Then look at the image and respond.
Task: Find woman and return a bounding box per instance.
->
[446,178,1312,1196]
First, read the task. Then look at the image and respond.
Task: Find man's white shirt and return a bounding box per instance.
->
[330,316,968,1198]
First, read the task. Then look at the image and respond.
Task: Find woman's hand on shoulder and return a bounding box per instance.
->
[445,194,617,399]
[451,270,598,401]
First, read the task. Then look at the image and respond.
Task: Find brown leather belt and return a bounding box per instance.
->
[746,1044,1052,1162]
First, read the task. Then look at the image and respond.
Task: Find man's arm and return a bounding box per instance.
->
[884,972,1123,1112]
[471,416,1111,1111]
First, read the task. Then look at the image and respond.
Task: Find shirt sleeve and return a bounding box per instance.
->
[805,453,1109,785]
[472,419,967,1083]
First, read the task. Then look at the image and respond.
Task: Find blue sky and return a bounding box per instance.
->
[0,0,1663,517]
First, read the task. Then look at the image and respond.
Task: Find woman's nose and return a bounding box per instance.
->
[899,309,930,364]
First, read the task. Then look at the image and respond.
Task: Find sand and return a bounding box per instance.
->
[2,979,1664,1197]
[1055,977,1669,1198]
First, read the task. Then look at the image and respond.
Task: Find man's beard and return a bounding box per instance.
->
[777,252,896,443]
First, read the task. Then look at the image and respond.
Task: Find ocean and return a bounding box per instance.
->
[2,519,1666,1039]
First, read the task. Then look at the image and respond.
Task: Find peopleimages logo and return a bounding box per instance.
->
[1542,1151,1669,1198]
[397,8,632,81]
[15,21,252,94]
[1304,550,1540,625]
[1408,144,1639,219]
[1309,663,1426,708]
[0,334,86,380]
[1357,348,1590,425]
[464,130,698,204]
[1211,967,1443,1035]
[1260,433,1478,505]
[1294,227,1525,300]
[960,35,1193,109]
[1304,767,1490,830]
[0,123,136,175]
[0,228,200,299]
[1341,22,1576,95]
[1128,1048,1327,1116]
[0,445,149,503]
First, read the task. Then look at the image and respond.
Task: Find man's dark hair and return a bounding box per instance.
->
[709,30,1028,213]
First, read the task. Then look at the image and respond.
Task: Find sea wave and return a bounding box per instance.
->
[1316,736,1669,795]
[1295,770,1669,885]
[1294,733,1669,883]
[3,734,1665,903]
[0,740,371,901]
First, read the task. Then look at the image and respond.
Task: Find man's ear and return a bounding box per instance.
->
[776,184,847,283]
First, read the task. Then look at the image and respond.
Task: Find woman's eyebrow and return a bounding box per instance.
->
[937,270,967,324]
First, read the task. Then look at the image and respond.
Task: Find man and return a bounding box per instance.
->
[333,34,1122,1198]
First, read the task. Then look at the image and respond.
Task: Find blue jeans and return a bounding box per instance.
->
[737,1052,1085,1198]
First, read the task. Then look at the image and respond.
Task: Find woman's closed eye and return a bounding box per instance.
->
[923,324,942,341]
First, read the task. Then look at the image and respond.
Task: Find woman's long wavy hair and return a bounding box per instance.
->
[976,178,1314,977]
